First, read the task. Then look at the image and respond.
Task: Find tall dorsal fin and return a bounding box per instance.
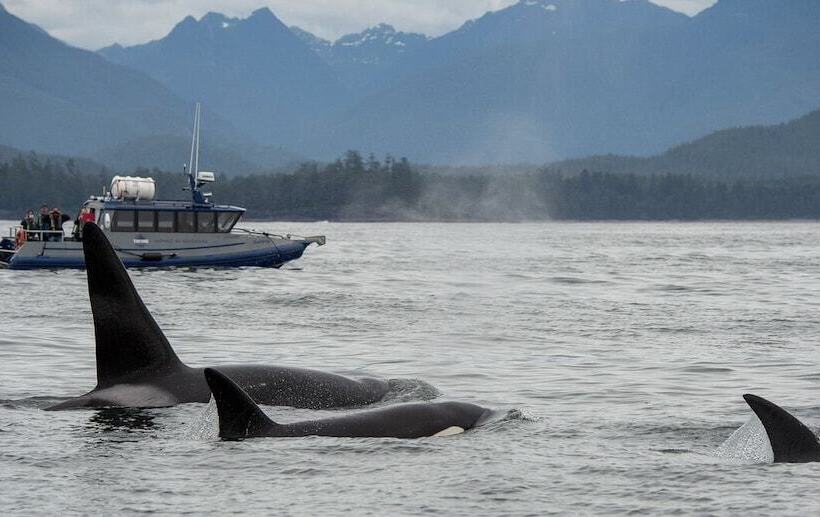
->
[204,368,277,440]
[83,222,185,388]
[743,394,820,463]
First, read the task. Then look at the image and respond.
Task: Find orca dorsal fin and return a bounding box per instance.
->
[204,368,277,440]
[83,222,185,388]
[743,394,820,463]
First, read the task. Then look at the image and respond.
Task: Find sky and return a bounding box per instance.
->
[3,0,717,50]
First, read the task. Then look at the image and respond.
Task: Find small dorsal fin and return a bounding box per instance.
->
[83,223,185,387]
[204,368,276,440]
[743,394,820,463]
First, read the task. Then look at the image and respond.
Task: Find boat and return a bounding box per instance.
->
[0,104,325,270]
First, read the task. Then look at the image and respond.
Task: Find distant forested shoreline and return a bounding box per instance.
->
[3,151,820,222]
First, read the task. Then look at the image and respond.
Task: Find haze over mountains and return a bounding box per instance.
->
[547,107,820,179]
[3,0,820,170]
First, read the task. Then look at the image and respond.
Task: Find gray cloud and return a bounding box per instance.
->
[3,0,716,50]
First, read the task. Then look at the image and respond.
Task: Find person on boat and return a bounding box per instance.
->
[80,207,96,225]
[48,207,71,242]
[15,227,26,248]
[19,210,39,240]
[16,210,36,248]
[76,207,96,240]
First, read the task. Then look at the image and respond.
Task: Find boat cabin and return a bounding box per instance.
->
[87,199,244,235]
[80,174,245,236]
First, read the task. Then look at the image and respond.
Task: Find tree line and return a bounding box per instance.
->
[3,151,820,221]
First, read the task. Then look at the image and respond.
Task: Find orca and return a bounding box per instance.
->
[743,394,820,463]
[46,223,389,410]
[205,368,491,440]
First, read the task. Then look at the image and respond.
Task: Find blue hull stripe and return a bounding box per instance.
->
[115,242,245,252]
[7,246,307,270]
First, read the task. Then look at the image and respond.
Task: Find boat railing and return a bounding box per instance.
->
[233,227,286,240]
[233,227,326,247]
[7,225,66,244]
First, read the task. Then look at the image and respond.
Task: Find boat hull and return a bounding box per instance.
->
[2,231,311,269]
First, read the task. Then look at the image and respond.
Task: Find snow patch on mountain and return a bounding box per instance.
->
[335,24,426,49]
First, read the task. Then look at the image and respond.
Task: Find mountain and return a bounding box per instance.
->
[290,26,332,59]
[546,106,820,179]
[312,0,820,163]
[100,8,347,149]
[0,2,304,173]
[662,0,820,144]
[10,0,820,167]
[318,0,692,162]
[0,3,205,156]
[291,24,428,91]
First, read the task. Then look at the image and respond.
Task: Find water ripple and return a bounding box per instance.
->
[3,221,820,514]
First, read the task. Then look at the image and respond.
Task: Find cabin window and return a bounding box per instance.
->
[197,212,216,233]
[177,211,195,233]
[217,212,241,233]
[157,211,175,232]
[137,211,156,233]
[111,210,136,232]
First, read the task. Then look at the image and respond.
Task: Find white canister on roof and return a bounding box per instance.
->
[110,176,156,201]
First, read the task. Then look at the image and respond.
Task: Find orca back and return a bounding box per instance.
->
[743,394,820,463]
[205,368,490,440]
[83,223,185,388]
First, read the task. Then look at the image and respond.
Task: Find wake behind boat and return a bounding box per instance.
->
[0,104,325,270]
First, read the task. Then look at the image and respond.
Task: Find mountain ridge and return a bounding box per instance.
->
[290,23,428,91]
[8,0,820,165]
[315,0,820,163]
[99,7,347,149]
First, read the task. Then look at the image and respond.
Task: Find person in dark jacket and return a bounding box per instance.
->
[20,210,39,239]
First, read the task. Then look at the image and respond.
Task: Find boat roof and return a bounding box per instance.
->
[84,197,245,213]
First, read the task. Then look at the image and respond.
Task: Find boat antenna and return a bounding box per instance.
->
[188,103,200,177]
[194,103,201,177]
[186,103,207,204]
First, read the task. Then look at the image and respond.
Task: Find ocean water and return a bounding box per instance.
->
[1,221,819,515]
